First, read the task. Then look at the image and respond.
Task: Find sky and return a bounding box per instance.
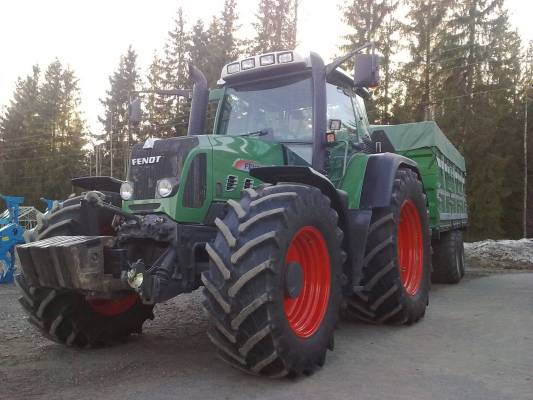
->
[0,0,531,134]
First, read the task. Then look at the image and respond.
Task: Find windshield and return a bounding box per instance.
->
[217,74,313,142]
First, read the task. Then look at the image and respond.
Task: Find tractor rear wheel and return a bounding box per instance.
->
[202,184,343,377]
[431,229,465,284]
[16,193,154,347]
[344,168,431,324]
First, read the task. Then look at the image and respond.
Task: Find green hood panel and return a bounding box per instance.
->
[123,135,285,223]
[207,135,285,201]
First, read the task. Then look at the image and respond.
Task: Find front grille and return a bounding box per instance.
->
[183,153,207,208]
[128,137,198,200]
[128,203,161,212]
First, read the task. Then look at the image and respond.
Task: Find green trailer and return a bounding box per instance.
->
[15,44,468,378]
[371,121,467,232]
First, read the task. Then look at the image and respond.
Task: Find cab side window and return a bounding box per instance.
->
[326,83,358,141]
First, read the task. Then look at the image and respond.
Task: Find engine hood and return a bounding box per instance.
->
[207,134,286,197]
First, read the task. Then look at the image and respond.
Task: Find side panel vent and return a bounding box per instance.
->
[243,178,254,189]
[225,175,238,191]
[183,153,207,208]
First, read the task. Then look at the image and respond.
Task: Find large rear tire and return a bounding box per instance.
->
[16,193,154,347]
[202,184,343,377]
[343,168,431,324]
[431,229,465,284]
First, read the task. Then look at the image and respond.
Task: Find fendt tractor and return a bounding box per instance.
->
[15,43,468,377]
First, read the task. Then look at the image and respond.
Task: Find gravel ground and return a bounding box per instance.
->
[1,265,532,400]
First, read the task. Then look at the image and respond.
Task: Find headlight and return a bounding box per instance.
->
[120,182,134,200]
[157,179,174,198]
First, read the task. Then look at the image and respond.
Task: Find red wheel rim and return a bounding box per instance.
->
[284,226,331,338]
[397,200,423,295]
[87,294,138,317]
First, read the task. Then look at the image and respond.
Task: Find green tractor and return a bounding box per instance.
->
[15,43,467,377]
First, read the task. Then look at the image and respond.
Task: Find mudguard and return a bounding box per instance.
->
[359,153,421,208]
[250,166,346,214]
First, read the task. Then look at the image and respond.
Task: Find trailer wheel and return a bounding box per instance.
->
[431,230,464,284]
[202,184,343,377]
[344,168,431,324]
[15,194,154,347]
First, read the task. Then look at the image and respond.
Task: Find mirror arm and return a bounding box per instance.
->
[356,87,370,98]
[325,42,375,77]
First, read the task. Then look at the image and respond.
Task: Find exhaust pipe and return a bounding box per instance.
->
[187,64,208,136]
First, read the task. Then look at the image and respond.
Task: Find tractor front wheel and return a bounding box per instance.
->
[202,184,343,377]
[15,193,154,347]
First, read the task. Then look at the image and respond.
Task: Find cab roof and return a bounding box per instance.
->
[219,49,356,89]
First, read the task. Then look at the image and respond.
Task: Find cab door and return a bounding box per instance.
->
[325,83,359,184]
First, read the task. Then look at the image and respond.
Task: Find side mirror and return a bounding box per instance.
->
[129,98,142,125]
[354,54,380,88]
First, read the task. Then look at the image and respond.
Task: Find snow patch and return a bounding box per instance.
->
[465,239,533,270]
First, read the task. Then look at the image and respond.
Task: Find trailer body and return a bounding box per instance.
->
[371,121,467,235]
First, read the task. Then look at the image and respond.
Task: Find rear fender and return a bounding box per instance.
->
[250,166,345,216]
[360,153,422,208]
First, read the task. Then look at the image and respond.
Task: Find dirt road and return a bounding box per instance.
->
[1,269,532,400]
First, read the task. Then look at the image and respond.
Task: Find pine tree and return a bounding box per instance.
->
[205,16,225,86]
[220,0,240,63]
[162,8,191,137]
[164,7,190,89]
[204,1,241,90]
[188,20,210,71]
[40,62,86,200]
[0,62,86,205]
[394,0,452,122]
[143,52,169,139]
[250,0,298,54]
[99,46,140,178]
[0,67,42,201]
[340,0,396,53]
[432,1,522,239]
[340,0,399,123]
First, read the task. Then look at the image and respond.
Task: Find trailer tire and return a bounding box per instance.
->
[343,168,431,324]
[202,184,343,377]
[431,230,464,284]
[15,194,154,347]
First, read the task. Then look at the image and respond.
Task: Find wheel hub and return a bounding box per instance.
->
[87,294,138,316]
[284,226,331,338]
[397,199,424,295]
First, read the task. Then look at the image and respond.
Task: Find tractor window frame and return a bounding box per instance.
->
[325,81,359,142]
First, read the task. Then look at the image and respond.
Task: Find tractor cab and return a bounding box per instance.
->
[213,49,377,184]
